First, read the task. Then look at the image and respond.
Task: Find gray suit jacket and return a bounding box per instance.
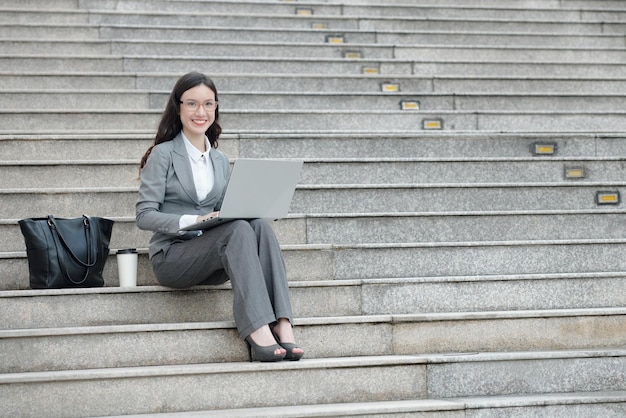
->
[136,132,230,258]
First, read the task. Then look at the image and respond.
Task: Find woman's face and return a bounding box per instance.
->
[178,84,217,141]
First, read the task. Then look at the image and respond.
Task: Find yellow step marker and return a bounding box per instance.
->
[400,100,420,110]
[532,142,557,155]
[381,83,399,92]
[296,8,313,15]
[423,119,443,130]
[343,51,362,59]
[326,35,344,44]
[564,166,586,179]
[596,191,620,205]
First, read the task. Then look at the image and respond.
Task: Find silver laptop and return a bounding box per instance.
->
[180,158,303,231]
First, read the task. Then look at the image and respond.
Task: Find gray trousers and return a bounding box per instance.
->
[151,219,294,339]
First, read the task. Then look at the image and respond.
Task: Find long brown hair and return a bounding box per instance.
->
[139,72,222,170]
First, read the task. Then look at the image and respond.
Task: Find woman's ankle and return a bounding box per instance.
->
[249,325,279,347]
[273,318,296,344]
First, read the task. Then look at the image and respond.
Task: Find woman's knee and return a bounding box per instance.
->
[231,219,254,232]
[228,219,257,242]
[227,219,277,249]
[248,218,275,237]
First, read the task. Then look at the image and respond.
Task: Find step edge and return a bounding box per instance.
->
[101,391,626,418]
[2,349,625,384]
[2,307,625,338]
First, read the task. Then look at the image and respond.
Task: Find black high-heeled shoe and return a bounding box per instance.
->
[272,331,304,361]
[244,336,286,362]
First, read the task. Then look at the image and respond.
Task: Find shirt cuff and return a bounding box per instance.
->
[179,214,199,230]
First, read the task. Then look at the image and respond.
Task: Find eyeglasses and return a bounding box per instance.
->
[179,100,218,112]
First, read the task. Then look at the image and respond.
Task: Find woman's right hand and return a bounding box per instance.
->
[196,211,219,223]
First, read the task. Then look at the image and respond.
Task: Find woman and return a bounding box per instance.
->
[136,71,303,362]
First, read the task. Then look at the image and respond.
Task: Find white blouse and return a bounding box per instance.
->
[178,133,215,230]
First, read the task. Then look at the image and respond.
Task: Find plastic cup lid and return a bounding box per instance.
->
[117,248,138,254]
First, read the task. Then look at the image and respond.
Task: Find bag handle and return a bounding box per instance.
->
[48,215,98,284]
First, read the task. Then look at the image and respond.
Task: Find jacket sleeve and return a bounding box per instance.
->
[136,146,182,235]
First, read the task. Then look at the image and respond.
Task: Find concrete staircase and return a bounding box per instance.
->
[1,0,626,416]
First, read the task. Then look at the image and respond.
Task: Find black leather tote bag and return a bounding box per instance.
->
[18,215,114,289]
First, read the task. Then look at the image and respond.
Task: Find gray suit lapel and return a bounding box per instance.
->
[171,133,200,204]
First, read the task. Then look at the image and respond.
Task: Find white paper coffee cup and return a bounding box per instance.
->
[117,248,138,287]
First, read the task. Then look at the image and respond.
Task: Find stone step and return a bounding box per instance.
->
[0,72,143,90]
[4,107,626,133]
[4,157,626,188]
[3,54,624,78]
[0,160,142,188]
[1,182,624,218]
[380,31,626,48]
[396,45,626,63]
[4,7,626,34]
[0,39,398,60]
[432,76,626,94]
[0,132,157,161]
[291,158,626,184]
[0,0,76,8]
[0,282,364,328]
[92,25,626,48]
[103,392,626,418]
[4,0,626,17]
[1,181,625,218]
[324,240,626,280]
[0,349,624,417]
[1,308,624,373]
[235,133,626,159]
[2,132,622,160]
[334,0,623,8]
[359,17,626,34]
[4,39,626,64]
[7,23,626,50]
[412,61,626,78]
[2,154,626,190]
[4,90,626,112]
[3,238,626,288]
[3,209,626,252]
[0,24,100,40]
[295,210,626,245]
[6,72,626,94]
[356,273,626,315]
[3,272,625,327]
[0,39,626,64]
[75,0,626,22]
[85,0,339,16]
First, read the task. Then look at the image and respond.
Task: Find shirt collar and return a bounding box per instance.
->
[181,132,211,162]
